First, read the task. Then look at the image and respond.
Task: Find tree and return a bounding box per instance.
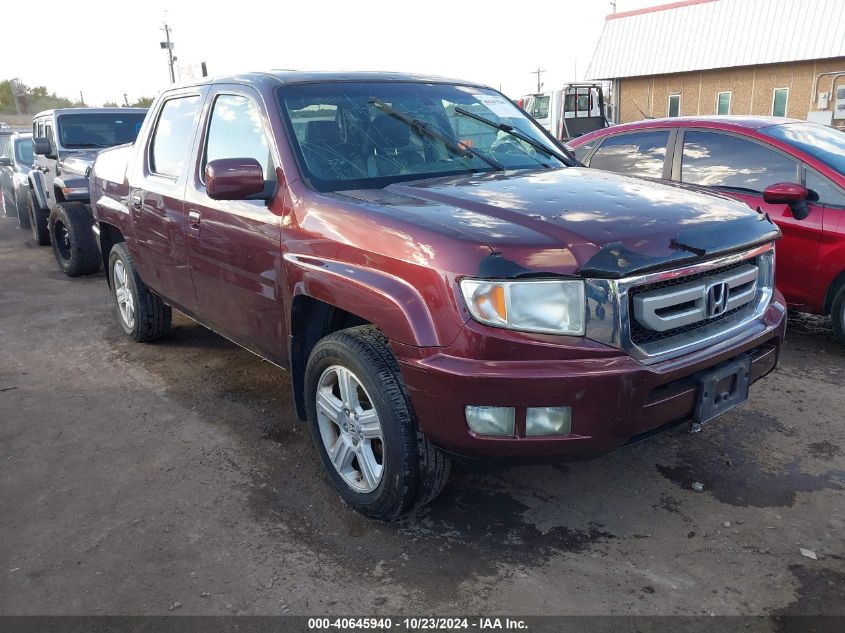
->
[130,96,154,108]
[102,101,119,107]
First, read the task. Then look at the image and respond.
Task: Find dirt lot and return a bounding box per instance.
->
[1,215,843,618]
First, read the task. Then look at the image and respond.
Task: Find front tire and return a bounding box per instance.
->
[304,326,450,521]
[831,285,845,346]
[49,202,101,277]
[108,242,171,342]
[27,193,49,245]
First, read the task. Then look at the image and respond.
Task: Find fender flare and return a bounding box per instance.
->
[27,172,49,210]
[284,253,440,348]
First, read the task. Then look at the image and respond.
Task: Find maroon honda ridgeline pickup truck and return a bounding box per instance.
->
[89,72,785,520]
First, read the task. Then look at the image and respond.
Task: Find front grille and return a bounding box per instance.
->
[629,303,747,345]
[628,259,759,346]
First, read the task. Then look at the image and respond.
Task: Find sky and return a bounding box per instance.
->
[1,0,658,106]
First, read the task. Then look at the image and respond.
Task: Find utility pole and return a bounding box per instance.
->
[123,93,130,107]
[610,0,617,13]
[160,22,176,84]
[531,67,545,93]
[79,91,85,106]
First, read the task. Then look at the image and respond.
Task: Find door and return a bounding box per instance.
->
[183,88,285,362]
[805,168,845,312]
[130,92,205,313]
[674,129,822,308]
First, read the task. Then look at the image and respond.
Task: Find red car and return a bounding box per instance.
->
[568,116,845,344]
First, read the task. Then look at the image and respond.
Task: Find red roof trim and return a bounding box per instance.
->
[607,0,716,20]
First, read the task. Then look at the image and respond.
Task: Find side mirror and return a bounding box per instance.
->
[205,158,267,201]
[0,156,12,167]
[763,182,810,221]
[32,137,52,156]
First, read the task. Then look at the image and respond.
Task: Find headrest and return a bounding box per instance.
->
[305,120,340,145]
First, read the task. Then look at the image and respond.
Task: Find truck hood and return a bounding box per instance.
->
[59,150,100,177]
[343,168,779,278]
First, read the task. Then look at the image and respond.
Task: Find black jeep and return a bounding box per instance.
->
[29,108,146,275]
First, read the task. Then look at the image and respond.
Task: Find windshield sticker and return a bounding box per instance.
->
[473,94,518,118]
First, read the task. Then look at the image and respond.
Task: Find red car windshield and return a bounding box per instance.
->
[761,122,845,175]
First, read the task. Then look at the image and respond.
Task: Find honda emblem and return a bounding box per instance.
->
[705,282,730,318]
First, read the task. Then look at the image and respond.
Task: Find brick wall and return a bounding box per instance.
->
[617,57,845,126]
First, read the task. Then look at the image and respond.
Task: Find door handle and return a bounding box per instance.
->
[130,192,142,206]
[188,210,201,225]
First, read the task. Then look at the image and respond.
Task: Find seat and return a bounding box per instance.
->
[365,115,424,177]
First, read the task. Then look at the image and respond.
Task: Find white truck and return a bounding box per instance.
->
[520,83,610,142]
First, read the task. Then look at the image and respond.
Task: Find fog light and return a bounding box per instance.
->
[526,407,572,436]
[465,406,515,436]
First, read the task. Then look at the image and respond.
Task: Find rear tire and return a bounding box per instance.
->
[831,285,845,346]
[304,325,450,521]
[108,242,171,342]
[27,193,49,245]
[15,190,30,229]
[49,202,100,277]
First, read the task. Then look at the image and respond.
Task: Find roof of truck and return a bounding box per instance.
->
[170,70,491,90]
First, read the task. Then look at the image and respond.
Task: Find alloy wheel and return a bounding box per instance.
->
[113,260,135,329]
[315,365,384,493]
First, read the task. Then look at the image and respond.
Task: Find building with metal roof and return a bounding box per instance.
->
[587,0,845,128]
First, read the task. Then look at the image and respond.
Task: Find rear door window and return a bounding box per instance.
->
[150,95,202,178]
[588,130,670,178]
[806,169,845,208]
[681,131,798,192]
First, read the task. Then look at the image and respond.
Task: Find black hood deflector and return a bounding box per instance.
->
[579,213,781,279]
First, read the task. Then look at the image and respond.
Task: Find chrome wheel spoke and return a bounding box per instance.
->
[316,389,343,423]
[331,437,355,472]
[337,367,357,408]
[357,411,381,439]
[357,445,381,489]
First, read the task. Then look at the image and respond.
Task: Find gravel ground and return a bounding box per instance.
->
[0,215,843,618]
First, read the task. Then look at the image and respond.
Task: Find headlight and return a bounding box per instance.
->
[460,278,586,335]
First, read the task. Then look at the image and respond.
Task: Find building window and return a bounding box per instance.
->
[668,94,681,117]
[772,88,789,117]
[717,92,731,115]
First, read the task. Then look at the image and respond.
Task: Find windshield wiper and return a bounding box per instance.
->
[453,107,572,165]
[370,98,504,172]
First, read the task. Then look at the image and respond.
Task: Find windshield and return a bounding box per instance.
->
[14,138,33,165]
[278,82,567,192]
[761,122,845,175]
[56,112,146,149]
